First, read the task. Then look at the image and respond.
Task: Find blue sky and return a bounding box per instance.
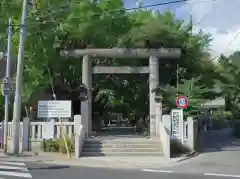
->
[123,0,240,57]
[124,0,186,19]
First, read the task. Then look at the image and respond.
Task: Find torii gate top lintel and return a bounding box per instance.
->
[60,48,181,58]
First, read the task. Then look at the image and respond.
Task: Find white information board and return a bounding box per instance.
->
[38,100,72,118]
[171,109,184,143]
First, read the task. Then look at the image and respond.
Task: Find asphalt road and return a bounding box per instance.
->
[0,160,32,179]
[0,158,239,179]
[1,129,239,179]
[25,162,240,179]
[142,129,240,178]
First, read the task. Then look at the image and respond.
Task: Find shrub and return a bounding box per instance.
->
[41,139,59,152]
[56,137,75,153]
[41,137,75,153]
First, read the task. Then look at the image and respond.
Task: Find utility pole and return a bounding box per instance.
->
[11,0,29,154]
[3,17,12,154]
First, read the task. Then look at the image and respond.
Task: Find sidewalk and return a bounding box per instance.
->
[0,151,190,169]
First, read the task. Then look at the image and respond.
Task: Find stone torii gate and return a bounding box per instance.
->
[60,48,181,137]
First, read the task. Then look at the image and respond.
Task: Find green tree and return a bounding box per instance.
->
[0,0,217,120]
[215,52,240,118]
[155,77,217,118]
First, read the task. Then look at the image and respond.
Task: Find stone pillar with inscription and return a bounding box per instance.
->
[171,109,184,144]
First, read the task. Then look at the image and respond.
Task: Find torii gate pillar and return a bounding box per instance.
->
[81,55,92,137]
[149,56,159,136]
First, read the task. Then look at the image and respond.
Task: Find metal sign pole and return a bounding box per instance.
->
[180,108,184,144]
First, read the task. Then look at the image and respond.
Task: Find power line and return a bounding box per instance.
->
[1,0,216,27]
[191,0,218,26]
[212,30,240,61]
[224,31,240,51]
[1,0,220,50]
[178,0,237,61]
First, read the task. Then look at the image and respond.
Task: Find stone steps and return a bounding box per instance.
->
[83,144,161,148]
[81,138,163,157]
[82,147,162,152]
[84,138,160,144]
[81,152,164,156]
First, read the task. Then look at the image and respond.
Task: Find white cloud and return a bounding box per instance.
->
[176,0,240,56]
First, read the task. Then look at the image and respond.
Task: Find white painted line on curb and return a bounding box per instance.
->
[0,171,32,178]
[204,173,240,178]
[0,165,28,171]
[141,169,173,173]
[0,162,25,166]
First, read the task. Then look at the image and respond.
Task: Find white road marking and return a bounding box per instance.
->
[142,169,173,173]
[204,173,240,178]
[0,162,25,166]
[0,171,32,178]
[0,161,32,178]
[0,165,28,171]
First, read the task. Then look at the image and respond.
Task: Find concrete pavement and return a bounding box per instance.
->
[0,148,191,169]
[0,153,188,169]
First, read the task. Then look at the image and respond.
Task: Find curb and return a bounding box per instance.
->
[176,151,200,163]
[26,156,190,169]
[1,152,198,169]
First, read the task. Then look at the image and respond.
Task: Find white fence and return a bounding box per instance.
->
[0,121,75,142]
[0,120,195,142]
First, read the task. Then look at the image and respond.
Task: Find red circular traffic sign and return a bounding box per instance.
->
[176,96,188,109]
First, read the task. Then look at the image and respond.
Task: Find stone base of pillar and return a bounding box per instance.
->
[150,119,156,137]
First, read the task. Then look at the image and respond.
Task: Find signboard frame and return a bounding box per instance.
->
[37,100,72,118]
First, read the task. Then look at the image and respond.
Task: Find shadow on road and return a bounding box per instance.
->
[200,128,240,153]
[28,165,70,170]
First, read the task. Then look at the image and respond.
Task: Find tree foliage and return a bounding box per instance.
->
[215,51,240,118]
[0,0,234,120]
